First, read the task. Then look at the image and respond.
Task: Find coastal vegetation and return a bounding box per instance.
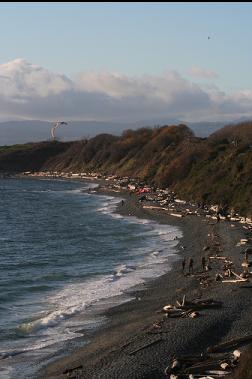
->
[1,121,252,216]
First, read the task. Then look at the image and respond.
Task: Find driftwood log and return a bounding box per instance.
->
[207,334,252,353]
[162,298,222,320]
[165,349,240,378]
[128,337,163,355]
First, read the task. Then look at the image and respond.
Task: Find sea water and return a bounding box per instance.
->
[0,178,182,378]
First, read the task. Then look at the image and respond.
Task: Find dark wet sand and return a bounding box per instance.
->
[41,190,252,379]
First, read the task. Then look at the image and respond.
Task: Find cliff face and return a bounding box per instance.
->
[1,122,252,216]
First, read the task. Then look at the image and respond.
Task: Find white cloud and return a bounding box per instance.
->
[76,70,208,105]
[188,65,218,79]
[0,59,72,99]
[0,58,251,123]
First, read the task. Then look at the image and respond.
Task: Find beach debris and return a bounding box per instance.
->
[119,334,141,351]
[164,353,235,378]
[189,376,216,379]
[164,358,184,377]
[237,238,249,246]
[222,278,248,283]
[163,308,194,318]
[222,270,249,283]
[162,297,222,320]
[170,213,184,218]
[231,270,248,280]
[241,261,250,268]
[208,256,228,261]
[164,349,240,378]
[240,271,250,278]
[127,337,163,355]
[62,365,83,375]
[205,370,231,375]
[189,311,199,318]
[185,298,222,309]
[203,246,210,251]
[199,275,213,288]
[203,253,251,284]
[151,321,162,330]
[222,268,231,277]
[182,294,186,306]
[233,349,241,359]
[142,205,166,211]
[207,334,252,353]
[163,304,174,312]
[220,362,229,370]
[176,294,186,307]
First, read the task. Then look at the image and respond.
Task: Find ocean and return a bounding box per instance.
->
[0,178,182,378]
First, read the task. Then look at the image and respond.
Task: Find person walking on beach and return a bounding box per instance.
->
[188,257,194,274]
[201,256,206,272]
[182,258,186,273]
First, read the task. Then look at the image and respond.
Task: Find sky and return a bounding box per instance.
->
[0,2,252,123]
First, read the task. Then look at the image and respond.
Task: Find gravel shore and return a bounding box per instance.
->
[41,189,252,379]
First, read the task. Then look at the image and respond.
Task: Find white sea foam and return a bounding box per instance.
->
[3,190,182,372]
[18,196,182,338]
[113,264,136,278]
[96,196,122,215]
[17,229,180,344]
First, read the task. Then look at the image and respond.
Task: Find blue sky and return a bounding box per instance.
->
[0,2,251,90]
[0,2,251,122]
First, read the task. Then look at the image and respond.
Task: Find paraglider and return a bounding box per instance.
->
[51,121,68,141]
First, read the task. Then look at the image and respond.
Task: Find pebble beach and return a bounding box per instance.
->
[41,185,252,379]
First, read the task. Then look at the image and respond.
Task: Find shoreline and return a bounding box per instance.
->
[41,185,252,379]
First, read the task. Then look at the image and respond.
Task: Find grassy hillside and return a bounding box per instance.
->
[0,141,72,172]
[1,122,252,216]
[177,122,252,215]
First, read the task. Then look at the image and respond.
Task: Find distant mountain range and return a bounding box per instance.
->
[0,117,251,145]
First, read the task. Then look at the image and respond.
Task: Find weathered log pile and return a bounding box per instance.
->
[165,350,239,378]
[208,252,251,283]
[162,227,252,378]
[199,224,252,285]
[162,296,222,320]
[164,334,252,378]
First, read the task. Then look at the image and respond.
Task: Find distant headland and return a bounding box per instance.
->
[1,121,252,217]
